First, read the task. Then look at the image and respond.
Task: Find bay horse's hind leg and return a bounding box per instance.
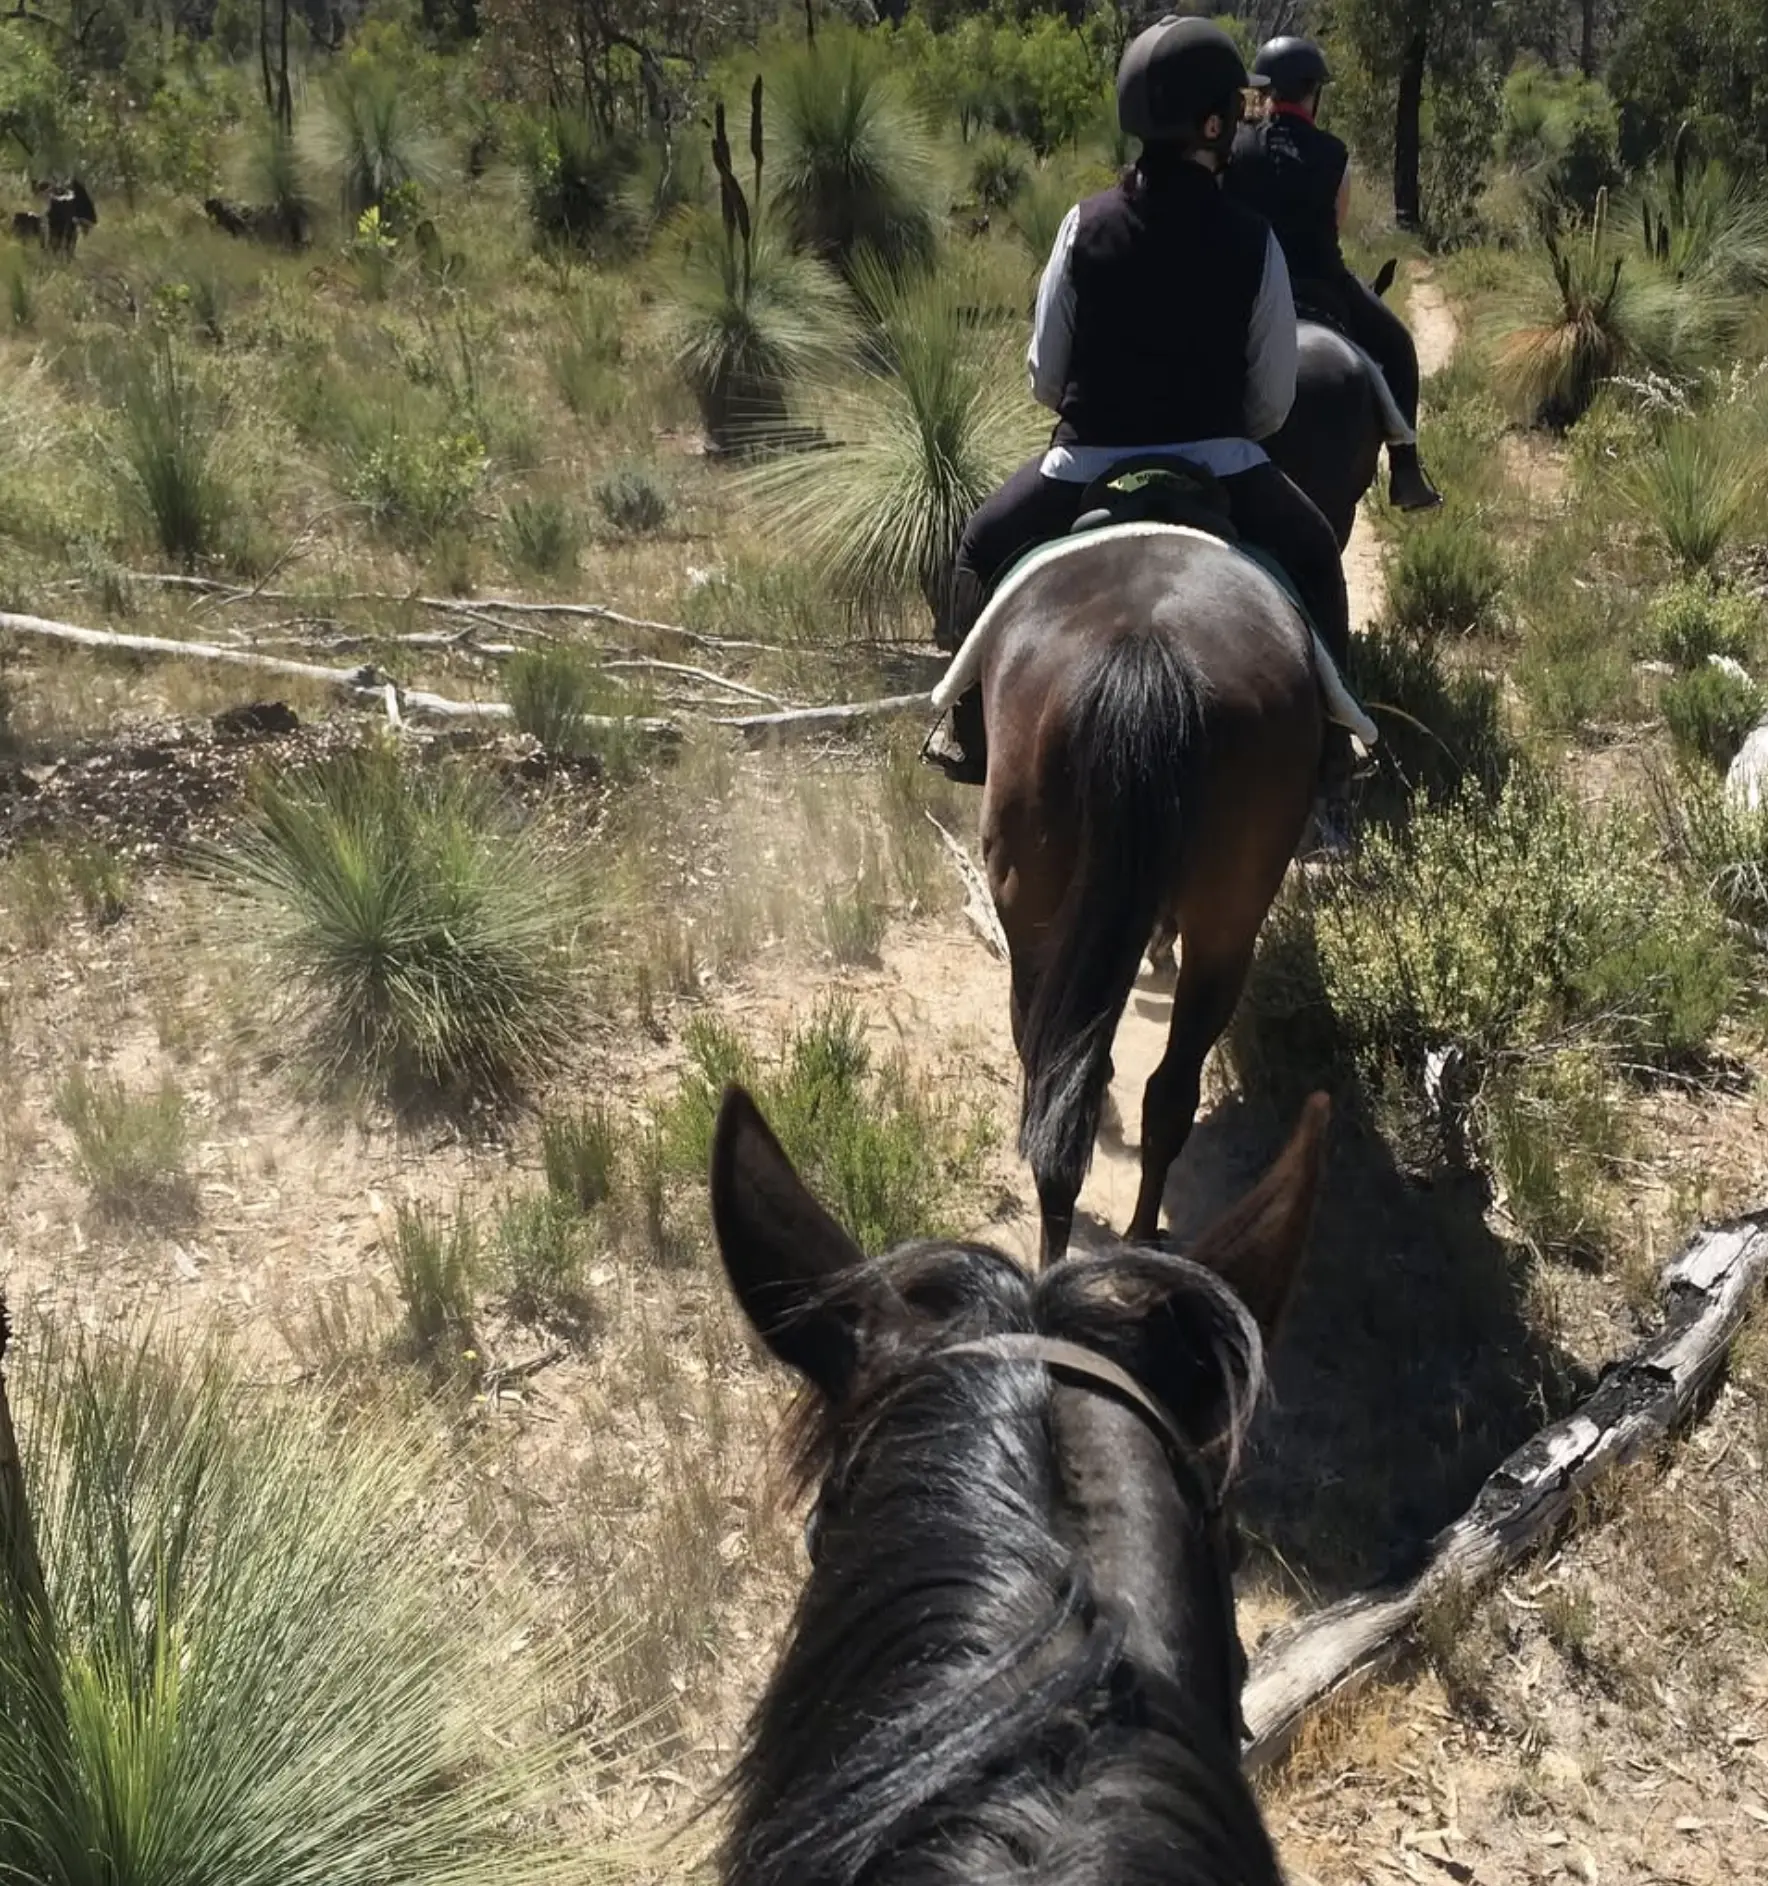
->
[1125,932,1257,1246]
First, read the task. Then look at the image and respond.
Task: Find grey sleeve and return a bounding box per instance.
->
[1027,206,1081,411]
[1243,229,1298,440]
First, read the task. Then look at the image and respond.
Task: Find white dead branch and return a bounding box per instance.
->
[1240,1212,1768,1771]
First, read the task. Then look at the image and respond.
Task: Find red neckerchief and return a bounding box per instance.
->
[1269,101,1316,123]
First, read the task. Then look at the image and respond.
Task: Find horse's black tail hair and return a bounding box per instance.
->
[1017,627,1205,1217]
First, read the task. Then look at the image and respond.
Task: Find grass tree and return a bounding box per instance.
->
[745,252,1046,624]
[1624,412,1765,573]
[766,25,944,276]
[0,1308,612,1886]
[656,93,853,453]
[309,62,443,224]
[208,742,584,1107]
[1490,192,1727,429]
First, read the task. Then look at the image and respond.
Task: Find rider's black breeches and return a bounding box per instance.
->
[941,455,1087,652]
[1335,271,1422,429]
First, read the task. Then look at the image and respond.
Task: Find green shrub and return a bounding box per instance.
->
[1662,663,1766,771]
[1232,771,1739,1133]
[541,1102,619,1213]
[1498,63,1620,212]
[1381,513,1506,638]
[745,255,1046,618]
[343,409,486,545]
[1648,578,1764,668]
[1624,415,1762,572]
[1477,1048,1628,1257]
[656,999,993,1253]
[210,744,583,1103]
[767,26,942,274]
[593,462,670,534]
[1668,772,1768,933]
[1355,626,1511,815]
[0,1320,601,1886]
[385,1199,478,1364]
[108,336,230,568]
[501,494,580,577]
[54,1070,194,1226]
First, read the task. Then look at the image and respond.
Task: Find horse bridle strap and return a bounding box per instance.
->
[937,1334,1213,1506]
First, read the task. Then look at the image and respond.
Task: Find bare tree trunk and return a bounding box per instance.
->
[1393,25,1428,230]
[276,0,293,135]
[259,0,276,118]
[1579,0,1597,76]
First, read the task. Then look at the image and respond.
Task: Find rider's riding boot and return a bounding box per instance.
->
[1388,442,1444,513]
[923,683,988,786]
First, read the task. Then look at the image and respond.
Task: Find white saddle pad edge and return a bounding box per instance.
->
[929,522,1378,749]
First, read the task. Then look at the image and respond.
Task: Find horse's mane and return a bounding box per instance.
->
[720,1240,1285,1886]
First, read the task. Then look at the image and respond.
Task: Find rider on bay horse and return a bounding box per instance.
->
[1225,35,1442,513]
[926,14,1353,839]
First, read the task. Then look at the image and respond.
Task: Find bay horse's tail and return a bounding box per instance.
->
[1017,626,1205,1211]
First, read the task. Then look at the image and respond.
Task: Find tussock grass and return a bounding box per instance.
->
[106,335,230,567]
[501,493,580,577]
[656,998,994,1254]
[54,1069,195,1226]
[385,1198,479,1366]
[541,1101,619,1213]
[0,1318,611,1886]
[494,1191,596,1330]
[1664,773,1768,934]
[1624,414,1764,572]
[209,744,584,1106]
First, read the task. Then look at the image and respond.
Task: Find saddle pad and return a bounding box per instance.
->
[930,522,1379,749]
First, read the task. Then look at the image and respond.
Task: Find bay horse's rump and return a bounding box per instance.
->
[980,531,1320,1262]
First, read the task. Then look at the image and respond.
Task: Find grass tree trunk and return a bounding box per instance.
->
[1393,25,1428,230]
[1580,0,1597,76]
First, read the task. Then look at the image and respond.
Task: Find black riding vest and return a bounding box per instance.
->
[1054,162,1269,450]
[1225,113,1348,285]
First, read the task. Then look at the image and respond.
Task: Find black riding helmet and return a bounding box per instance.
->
[1252,36,1331,103]
[1118,15,1265,145]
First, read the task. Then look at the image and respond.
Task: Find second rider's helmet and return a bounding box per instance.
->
[1251,36,1332,104]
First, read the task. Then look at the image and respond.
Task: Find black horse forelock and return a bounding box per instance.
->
[720,1238,1283,1886]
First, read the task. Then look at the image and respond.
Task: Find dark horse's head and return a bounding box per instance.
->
[711,1085,1328,1886]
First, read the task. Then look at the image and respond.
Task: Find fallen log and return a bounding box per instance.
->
[120,574,770,652]
[717,692,930,743]
[1240,1211,1768,1771]
[0,611,677,736]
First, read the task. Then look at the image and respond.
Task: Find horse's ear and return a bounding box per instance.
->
[1185,1093,1329,1343]
[1372,256,1397,299]
[710,1084,876,1399]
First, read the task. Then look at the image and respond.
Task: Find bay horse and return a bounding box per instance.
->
[710,1082,1328,1886]
[976,519,1325,1265]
